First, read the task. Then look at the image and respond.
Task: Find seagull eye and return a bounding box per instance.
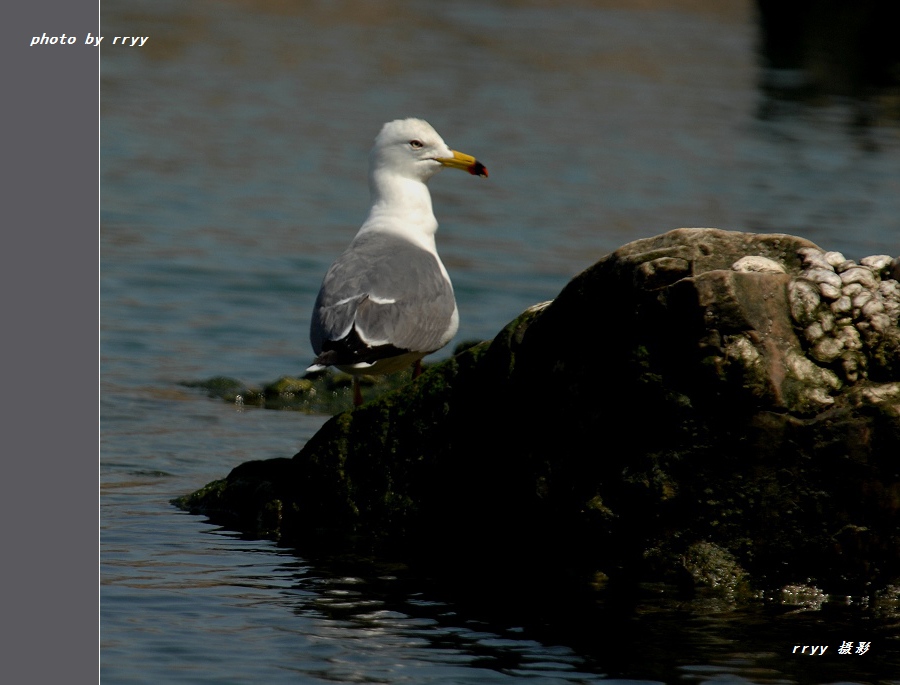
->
[409,139,424,149]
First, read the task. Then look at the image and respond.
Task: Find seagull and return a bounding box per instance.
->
[308,118,488,406]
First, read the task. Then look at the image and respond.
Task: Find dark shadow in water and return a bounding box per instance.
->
[755,0,900,130]
[250,535,900,685]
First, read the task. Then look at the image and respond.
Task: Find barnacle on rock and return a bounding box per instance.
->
[824,251,846,267]
[788,246,900,385]
[860,254,894,274]
[831,295,852,316]
[806,267,842,290]
[851,288,872,311]
[788,279,821,328]
[804,322,824,344]
[841,266,877,289]
[798,247,831,270]
[811,336,843,364]
[843,282,864,300]
[731,255,785,274]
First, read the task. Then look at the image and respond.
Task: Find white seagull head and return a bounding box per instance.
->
[370,118,488,184]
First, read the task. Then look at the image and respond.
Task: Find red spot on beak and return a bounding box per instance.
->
[469,161,488,178]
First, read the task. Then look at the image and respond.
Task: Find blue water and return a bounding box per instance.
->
[101,0,900,682]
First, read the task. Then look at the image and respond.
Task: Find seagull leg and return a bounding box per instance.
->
[413,360,423,379]
[352,377,363,407]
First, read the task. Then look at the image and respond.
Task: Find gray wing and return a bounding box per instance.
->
[310,232,457,362]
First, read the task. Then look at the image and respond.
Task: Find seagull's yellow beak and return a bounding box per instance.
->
[436,150,488,177]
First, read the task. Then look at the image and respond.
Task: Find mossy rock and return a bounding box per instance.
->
[178,229,900,600]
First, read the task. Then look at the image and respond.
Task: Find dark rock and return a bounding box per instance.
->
[177,228,900,599]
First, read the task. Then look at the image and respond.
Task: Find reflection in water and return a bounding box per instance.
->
[297,559,900,684]
[755,1,900,158]
[756,1,900,104]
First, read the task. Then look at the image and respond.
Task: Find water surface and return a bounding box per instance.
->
[101,1,900,682]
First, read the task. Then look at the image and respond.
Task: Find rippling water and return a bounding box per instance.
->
[101,0,900,682]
